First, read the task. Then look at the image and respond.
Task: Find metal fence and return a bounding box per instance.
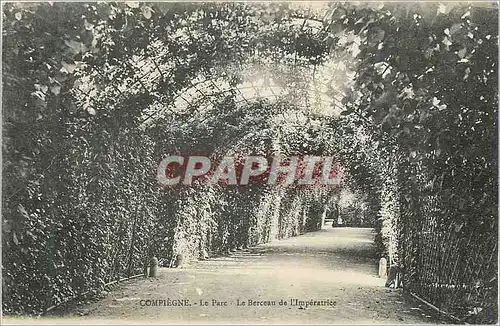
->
[399,192,497,323]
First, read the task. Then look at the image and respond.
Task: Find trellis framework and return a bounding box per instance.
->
[2,2,497,321]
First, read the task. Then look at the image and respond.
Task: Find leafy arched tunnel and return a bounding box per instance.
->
[2,2,498,324]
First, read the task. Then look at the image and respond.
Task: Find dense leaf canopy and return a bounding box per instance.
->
[2,2,498,322]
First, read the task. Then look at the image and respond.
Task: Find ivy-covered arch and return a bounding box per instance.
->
[3,1,347,315]
[3,1,498,323]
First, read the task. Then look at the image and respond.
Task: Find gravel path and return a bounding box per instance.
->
[5,226,443,324]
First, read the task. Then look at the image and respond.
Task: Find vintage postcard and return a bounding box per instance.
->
[2,1,498,325]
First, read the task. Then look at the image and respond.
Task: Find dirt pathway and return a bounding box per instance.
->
[7,226,442,324]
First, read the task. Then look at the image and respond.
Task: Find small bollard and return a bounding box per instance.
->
[149,257,158,278]
[378,257,387,278]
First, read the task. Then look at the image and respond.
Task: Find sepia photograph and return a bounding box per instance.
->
[1,1,498,324]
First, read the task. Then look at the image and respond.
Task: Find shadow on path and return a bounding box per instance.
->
[7,226,442,324]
